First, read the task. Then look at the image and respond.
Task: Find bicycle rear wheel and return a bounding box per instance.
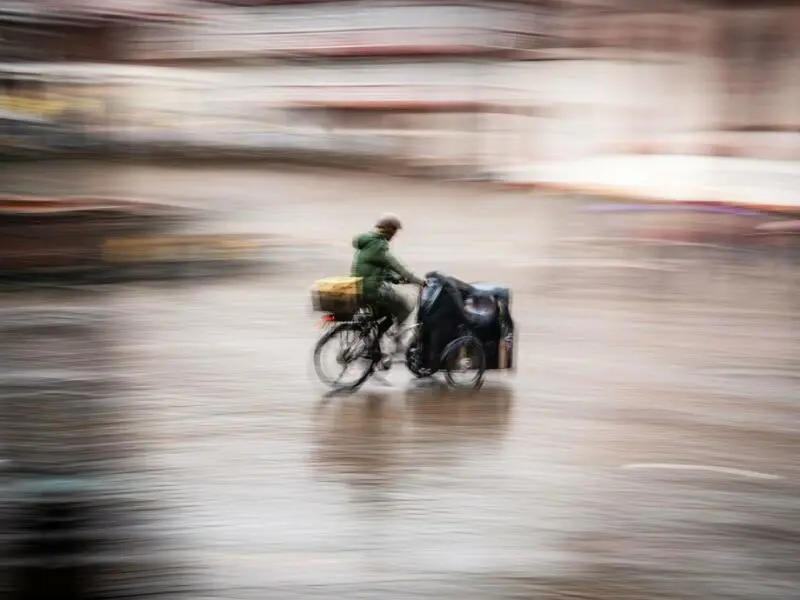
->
[313,322,376,391]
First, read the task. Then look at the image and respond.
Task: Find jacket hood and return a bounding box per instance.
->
[352,231,384,250]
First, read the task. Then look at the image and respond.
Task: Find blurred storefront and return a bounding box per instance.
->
[0,0,191,157]
[122,0,798,171]
[0,66,109,153]
[134,1,548,61]
[1,1,797,171]
[125,0,553,173]
[538,2,800,159]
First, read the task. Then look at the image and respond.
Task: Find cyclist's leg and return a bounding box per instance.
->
[362,295,389,359]
[380,286,412,329]
[373,286,412,356]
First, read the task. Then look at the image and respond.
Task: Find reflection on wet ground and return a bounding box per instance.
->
[312,385,513,483]
[0,163,798,599]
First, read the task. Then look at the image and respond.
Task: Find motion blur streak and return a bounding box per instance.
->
[0,1,798,599]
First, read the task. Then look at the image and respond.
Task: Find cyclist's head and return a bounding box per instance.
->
[375,213,402,240]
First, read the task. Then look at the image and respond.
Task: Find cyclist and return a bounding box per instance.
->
[351,213,424,360]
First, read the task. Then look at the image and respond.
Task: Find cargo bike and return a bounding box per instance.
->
[311,271,515,391]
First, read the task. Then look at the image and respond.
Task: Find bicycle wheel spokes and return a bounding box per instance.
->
[314,324,375,390]
[443,335,486,389]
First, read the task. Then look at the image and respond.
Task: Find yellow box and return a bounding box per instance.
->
[311,276,363,316]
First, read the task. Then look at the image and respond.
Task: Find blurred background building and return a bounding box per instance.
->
[0,0,189,156]
[123,0,549,173]
[122,0,800,173]
[0,0,798,172]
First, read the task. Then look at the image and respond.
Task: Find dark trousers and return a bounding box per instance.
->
[372,284,413,340]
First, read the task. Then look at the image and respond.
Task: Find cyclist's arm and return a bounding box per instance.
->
[378,247,424,286]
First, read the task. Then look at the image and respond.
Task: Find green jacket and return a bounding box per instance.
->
[351,230,422,298]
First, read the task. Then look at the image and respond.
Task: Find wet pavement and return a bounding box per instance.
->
[0,162,799,599]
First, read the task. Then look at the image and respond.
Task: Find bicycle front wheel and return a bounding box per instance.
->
[313,322,376,391]
[441,334,486,390]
